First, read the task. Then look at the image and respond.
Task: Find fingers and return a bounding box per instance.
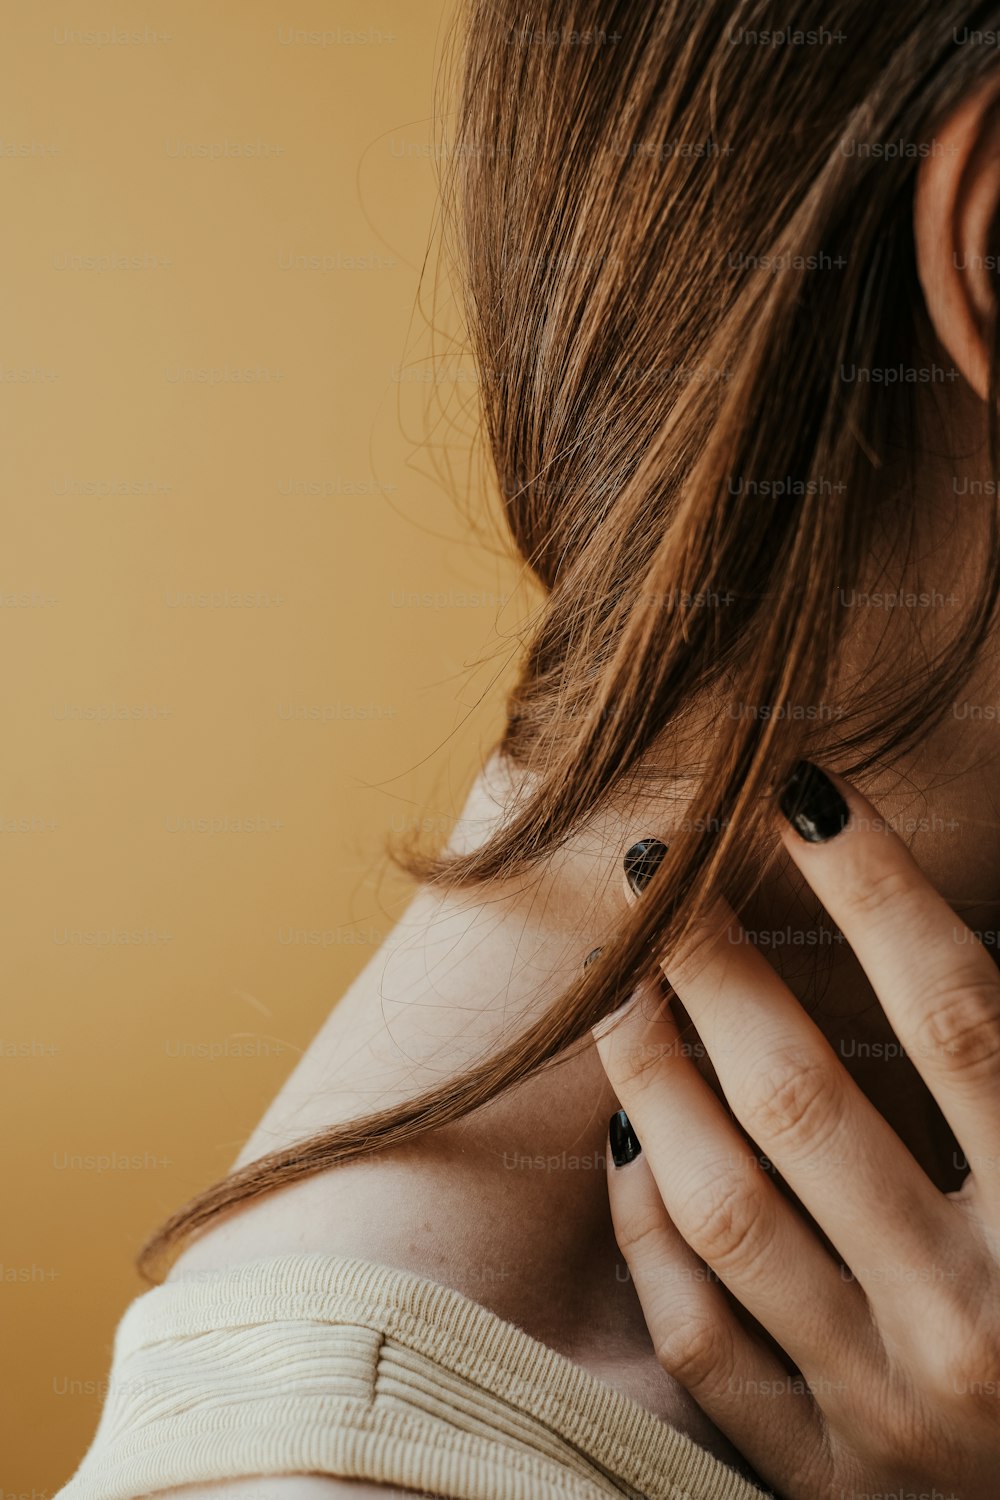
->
[776,762,1000,1192]
[603,1110,829,1495]
[593,975,873,1400]
[639,887,955,1318]
[597,763,1000,1494]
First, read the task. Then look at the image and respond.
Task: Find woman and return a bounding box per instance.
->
[53,3,1000,1497]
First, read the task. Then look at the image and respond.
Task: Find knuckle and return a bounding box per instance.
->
[898,1269,1000,1406]
[910,981,1000,1083]
[860,1393,942,1475]
[605,1019,680,1099]
[918,1287,1000,1396]
[677,1163,773,1275]
[742,1047,844,1155]
[620,1038,672,1098]
[653,1313,733,1393]
[614,1200,668,1266]
[837,861,917,926]
[933,1328,1000,1405]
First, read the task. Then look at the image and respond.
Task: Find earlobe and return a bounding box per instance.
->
[914,73,1000,401]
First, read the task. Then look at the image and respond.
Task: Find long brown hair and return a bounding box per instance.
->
[136,1,1000,1283]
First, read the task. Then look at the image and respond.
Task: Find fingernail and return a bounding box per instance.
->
[609,1109,642,1166]
[778,760,849,843]
[623,838,669,892]
[584,947,603,968]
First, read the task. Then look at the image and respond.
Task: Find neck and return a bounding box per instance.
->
[204,631,1000,1478]
[320,685,1000,1287]
[337,374,1000,1281]
[311,710,998,1463]
[448,681,1000,1142]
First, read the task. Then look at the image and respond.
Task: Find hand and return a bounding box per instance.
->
[592,762,1000,1500]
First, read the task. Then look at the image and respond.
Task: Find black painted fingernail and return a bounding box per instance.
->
[584,947,603,968]
[779,760,849,843]
[609,1109,642,1166]
[623,838,669,892]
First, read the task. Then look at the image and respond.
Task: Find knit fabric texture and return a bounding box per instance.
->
[53,1252,772,1500]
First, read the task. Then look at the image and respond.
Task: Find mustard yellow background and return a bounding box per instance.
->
[0,2,531,1487]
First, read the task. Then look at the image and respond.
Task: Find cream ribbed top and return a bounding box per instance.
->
[53,1252,771,1500]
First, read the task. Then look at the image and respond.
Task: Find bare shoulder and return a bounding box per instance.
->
[161,1478,432,1498]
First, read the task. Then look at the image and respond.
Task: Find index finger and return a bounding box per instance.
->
[778,761,1000,1190]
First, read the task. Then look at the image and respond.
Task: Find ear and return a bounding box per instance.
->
[914,73,1000,401]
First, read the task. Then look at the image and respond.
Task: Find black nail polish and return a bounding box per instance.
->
[779,760,849,843]
[609,1109,642,1166]
[584,947,603,968]
[623,838,669,892]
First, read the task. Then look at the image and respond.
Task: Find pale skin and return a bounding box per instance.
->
[155,69,1000,1500]
[595,768,1000,1498]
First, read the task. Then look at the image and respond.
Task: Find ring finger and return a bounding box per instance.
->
[651,893,958,1316]
[593,973,876,1403]
[603,1109,830,1492]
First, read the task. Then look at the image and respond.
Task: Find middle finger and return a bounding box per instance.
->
[647,887,957,1314]
[594,972,874,1395]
